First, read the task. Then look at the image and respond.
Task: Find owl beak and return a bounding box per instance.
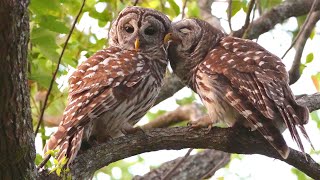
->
[164,33,172,44]
[164,33,181,44]
[134,38,140,50]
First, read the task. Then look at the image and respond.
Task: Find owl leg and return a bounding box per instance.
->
[187,115,213,133]
[121,122,145,135]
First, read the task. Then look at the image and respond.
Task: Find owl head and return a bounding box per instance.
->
[166,18,224,82]
[109,6,171,52]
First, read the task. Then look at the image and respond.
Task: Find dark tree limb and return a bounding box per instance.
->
[133,150,230,180]
[233,0,320,39]
[37,93,320,179]
[69,127,319,179]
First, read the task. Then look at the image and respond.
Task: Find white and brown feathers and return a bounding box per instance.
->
[43,6,171,165]
[167,18,312,159]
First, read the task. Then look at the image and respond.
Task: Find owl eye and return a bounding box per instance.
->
[179,27,191,34]
[124,25,134,33]
[144,26,156,35]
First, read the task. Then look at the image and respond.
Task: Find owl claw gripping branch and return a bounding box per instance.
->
[42,6,171,168]
[165,18,313,159]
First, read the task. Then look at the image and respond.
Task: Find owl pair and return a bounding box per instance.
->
[44,6,312,167]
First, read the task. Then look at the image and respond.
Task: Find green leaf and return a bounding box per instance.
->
[38,15,69,34]
[310,28,316,39]
[230,1,242,17]
[56,168,61,177]
[167,0,180,16]
[31,27,60,62]
[147,110,167,120]
[306,53,314,64]
[259,0,282,12]
[29,0,60,14]
[299,64,307,74]
[311,111,320,128]
[176,93,196,105]
[291,168,312,180]
[187,1,200,18]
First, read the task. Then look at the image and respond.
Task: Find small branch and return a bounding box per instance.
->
[296,93,320,112]
[133,0,139,6]
[142,103,204,129]
[200,154,229,179]
[133,150,230,180]
[234,0,255,38]
[161,148,193,180]
[282,0,319,59]
[233,0,320,39]
[34,0,86,135]
[181,0,188,20]
[288,10,320,85]
[227,0,233,32]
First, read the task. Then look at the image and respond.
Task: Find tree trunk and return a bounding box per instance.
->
[0,0,36,179]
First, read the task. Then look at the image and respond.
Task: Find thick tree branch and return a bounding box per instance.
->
[37,93,320,179]
[198,0,225,31]
[288,10,320,85]
[133,150,230,180]
[233,0,320,39]
[155,73,185,105]
[69,127,319,179]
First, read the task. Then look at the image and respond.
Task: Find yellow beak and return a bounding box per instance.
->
[135,38,140,50]
[164,33,172,44]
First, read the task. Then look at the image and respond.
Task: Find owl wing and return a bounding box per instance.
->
[43,47,151,163]
[200,36,311,157]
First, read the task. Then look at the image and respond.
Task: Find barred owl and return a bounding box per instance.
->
[166,18,312,159]
[43,6,171,165]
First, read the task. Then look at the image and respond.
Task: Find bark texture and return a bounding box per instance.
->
[0,0,35,179]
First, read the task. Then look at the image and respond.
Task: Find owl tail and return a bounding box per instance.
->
[225,89,289,159]
[43,128,84,166]
[277,101,314,156]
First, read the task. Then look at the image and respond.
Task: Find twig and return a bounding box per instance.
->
[282,0,319,59]
[233,0,320,39]
[288,10,320,84]
[227,0,233,32]
[161,148,193,180]
[142,103,204,130]
[241,0,256,38]
[133,0,139,6]
[200,155,228,179]
[34,0,87,135]
[181,0,188,20]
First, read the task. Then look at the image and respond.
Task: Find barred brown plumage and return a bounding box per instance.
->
[167,18,313,159]
[43,6,171,166]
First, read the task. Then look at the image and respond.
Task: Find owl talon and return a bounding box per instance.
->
[121,123,144,135]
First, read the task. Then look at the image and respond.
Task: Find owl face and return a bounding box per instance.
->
[167,18,224,80]
[109,6,171,52]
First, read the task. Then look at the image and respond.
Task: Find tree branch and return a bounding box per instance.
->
[142,103,204,129]
[69,127,319,179]
[233,0,320,39]
[198,0,225,31]
[37,93,320,179]
[133,150,230,180]
[155,73,185,105]
[288,10,320,85]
